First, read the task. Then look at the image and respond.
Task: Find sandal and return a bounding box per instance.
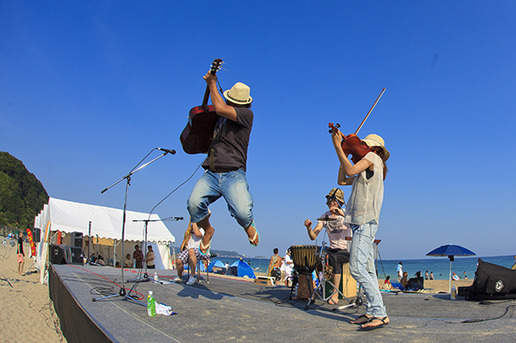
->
[360,316,389,330]
[199,239,211,256]
[247,222,260,247]
[327,297,339,305]
[349,314,372,325]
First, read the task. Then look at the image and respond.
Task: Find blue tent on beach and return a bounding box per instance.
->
[228,260,256,279]
[207,260,226,272]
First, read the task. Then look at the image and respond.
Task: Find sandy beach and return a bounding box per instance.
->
[1,241,476,342]
[0,242,63,342]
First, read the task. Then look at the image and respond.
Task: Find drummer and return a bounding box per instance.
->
[304,188,352,305]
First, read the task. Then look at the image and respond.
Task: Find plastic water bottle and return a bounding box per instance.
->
[451,285,457,300]
[154,272,158,281]
[147,291,156,316]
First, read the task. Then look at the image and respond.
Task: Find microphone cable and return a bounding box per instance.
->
[131,159,205,289]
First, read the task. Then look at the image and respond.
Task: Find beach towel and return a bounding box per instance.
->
[391,281,404,291]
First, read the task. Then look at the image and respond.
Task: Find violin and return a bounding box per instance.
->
[329,88,386,164]
[329,123,372,164]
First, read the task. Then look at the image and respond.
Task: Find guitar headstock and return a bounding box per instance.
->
[209,59,223,75]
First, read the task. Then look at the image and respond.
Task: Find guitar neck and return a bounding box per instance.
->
[202,85,210,107]
[201,58,223,107]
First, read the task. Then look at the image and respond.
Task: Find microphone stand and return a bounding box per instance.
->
[128,216,183,283]
[92,149,171,305]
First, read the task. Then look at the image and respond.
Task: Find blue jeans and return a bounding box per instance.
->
[349,220,387,318]
[188,169,254,228]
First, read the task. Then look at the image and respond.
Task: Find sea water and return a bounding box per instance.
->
[210,255,515,280]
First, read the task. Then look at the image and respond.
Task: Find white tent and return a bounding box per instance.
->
[35,198,176,280]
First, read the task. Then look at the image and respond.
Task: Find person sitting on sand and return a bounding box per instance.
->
[382,275,393,290]
[400,271,409,288]
[124,254,133,268]
[174,222,209,286]
[95,255,106,266]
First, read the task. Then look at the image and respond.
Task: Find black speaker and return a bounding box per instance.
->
[33,228,41,243]
[63,246,83,264]
[49,245,65,264]
[71,232,83,248]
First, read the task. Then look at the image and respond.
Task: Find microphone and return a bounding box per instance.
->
[157,147,176,155]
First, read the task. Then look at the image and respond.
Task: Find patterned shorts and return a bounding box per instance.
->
[177,248,208,264]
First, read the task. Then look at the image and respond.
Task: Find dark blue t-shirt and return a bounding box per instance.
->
[202,107,253,171]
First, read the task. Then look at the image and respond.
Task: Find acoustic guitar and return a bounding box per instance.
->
[180,59,223,154]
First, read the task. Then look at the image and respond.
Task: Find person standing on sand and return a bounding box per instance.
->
[267,248,282,280]
[133,245,143,269]
[331,129,390,329]
[397,262,403,281]
[17,232,25,275]
[146,246,155,269]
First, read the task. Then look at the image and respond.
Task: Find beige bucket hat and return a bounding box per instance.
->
[326,188,345,205]
[361,134,390,161]
[223,82,253,105]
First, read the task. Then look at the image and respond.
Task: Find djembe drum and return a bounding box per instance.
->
[290,245,319,299]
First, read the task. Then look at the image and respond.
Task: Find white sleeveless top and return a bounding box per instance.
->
[345,152,384,225]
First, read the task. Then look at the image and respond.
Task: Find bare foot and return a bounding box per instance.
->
[327,296,339,305]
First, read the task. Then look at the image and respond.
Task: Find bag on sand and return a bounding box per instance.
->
[464,259,516,301]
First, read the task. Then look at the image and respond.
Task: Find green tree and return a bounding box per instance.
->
[0,152,49,229]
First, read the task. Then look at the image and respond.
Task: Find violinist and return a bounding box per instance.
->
[331,131,390,330]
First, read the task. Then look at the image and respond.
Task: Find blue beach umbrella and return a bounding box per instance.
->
[426,244,476,293]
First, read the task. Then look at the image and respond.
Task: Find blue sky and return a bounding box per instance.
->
[2,1,515,259]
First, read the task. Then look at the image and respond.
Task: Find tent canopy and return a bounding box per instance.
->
[207,260,226,272]
[229,260,256,279]
[40,198,175,243]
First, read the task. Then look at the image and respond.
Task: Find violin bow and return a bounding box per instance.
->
[354,88,386,135]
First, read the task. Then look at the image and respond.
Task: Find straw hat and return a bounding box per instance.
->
[361,134,390,161]
[326,188,345,205]
[223,82,253,105]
